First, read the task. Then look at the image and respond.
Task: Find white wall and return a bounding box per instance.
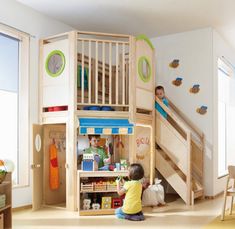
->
[212,30,235,195]
[151,28,214,196]
[0,0,73,208]
[152,27,235,196]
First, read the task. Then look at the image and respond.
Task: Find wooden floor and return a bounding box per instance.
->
[13,195,226,229]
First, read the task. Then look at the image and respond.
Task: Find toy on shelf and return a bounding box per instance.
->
[112,198,122,209]
[106,180,117,191]
[83,199,91,210]
[81,182,93,192]
[101,197,112,209]
[94,181,107,191]
[81,154,99,171]
[92,203,100,210]
[120,159,128,170]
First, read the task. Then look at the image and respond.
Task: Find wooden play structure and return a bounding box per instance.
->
[31,30,204,215]
[32,31,155,214]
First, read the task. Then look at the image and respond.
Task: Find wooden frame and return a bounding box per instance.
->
[35,30,156,215]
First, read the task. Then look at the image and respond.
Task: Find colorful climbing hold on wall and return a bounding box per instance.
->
[169,59,180,68]
[190,84,200,94]
[172,77,183,86]
[196,106,208,115]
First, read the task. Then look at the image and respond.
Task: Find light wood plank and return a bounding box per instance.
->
[122,43,125,105]
[116,43,119,105]
[102,42,105,104]
[88,40,91,104]
[81,40,84,103]
[95,41,98,104]
[109,42,112,104]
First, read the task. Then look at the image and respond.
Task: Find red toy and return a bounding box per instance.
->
[112,198,122,209]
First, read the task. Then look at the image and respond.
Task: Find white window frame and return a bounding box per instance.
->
[0,24,30,187]
[217,58,234,178]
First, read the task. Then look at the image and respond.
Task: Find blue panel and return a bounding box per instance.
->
[94,128,103,134]
[80,127,87,134]
[79,118,134,135]
[112,128,119,134]
[79,118,134,128]
[128,128,133,134]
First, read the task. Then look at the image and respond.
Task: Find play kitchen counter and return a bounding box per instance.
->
[77,170,128,216]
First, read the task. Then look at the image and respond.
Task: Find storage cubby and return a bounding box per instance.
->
[77,171,128,216]
[0,173,12,229]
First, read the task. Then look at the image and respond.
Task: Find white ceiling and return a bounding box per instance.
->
[17,0,235,49]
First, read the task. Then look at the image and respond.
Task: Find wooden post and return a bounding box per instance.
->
[186,131,192,205]
[67,31,77,211]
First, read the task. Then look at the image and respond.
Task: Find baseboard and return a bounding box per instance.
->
[205,191,223,199]
[12,204,32,212]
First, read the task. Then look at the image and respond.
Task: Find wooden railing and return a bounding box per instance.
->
[77,33,130,109]
[155,96,204,205]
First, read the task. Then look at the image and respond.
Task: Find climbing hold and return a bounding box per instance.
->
[169,59,180,68]
[196,106,208,115]
[172,77,183,86]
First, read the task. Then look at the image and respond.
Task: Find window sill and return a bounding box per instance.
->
[218,173,228,179]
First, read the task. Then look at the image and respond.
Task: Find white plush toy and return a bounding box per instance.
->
[92,203,100,210]
[83,199,91,210]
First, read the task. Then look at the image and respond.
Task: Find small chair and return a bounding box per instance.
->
[221,165,235,220]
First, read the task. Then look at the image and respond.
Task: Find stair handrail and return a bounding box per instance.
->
[165,96,204,142]
[155,96,191,134]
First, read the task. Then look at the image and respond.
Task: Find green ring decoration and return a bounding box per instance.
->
[136,34,154,50]
[138,56,152,83]
[45,50,65,77]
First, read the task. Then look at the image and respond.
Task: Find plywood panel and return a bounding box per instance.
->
[42,39,69,107]
[43,125,66,205]
[156,114,188,174]
[136,88,153,110]
[155,149,187,203]
[135,39,154,91]
[135,125,151,178]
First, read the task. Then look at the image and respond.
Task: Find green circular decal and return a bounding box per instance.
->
[45,50,65,77]
[138,56,152,83]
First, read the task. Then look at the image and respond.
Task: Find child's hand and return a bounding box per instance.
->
[104,157,111,165]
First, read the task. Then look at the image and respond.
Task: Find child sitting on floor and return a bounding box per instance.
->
[115,163,145,221]
[155,85,169,119]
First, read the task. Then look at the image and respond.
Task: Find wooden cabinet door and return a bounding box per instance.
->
[32,124,43,210]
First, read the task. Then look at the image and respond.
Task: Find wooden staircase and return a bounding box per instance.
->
[155,97,204,205]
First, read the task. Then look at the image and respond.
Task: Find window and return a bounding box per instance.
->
[218,58,235,177]
[0,25,29,186]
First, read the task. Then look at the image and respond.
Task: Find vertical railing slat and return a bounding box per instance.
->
[116,43,119,105]
[122,43,125,105]
[102,42,105,104]
[109,42,112,105]
[88,40,91,104]
[95,41,98,104]
[81,40,84,103]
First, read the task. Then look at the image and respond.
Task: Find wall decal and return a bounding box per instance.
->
[197,106,208,115]
[190,84,200,94]
[172,77,183,86]
[169,59,180,68]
